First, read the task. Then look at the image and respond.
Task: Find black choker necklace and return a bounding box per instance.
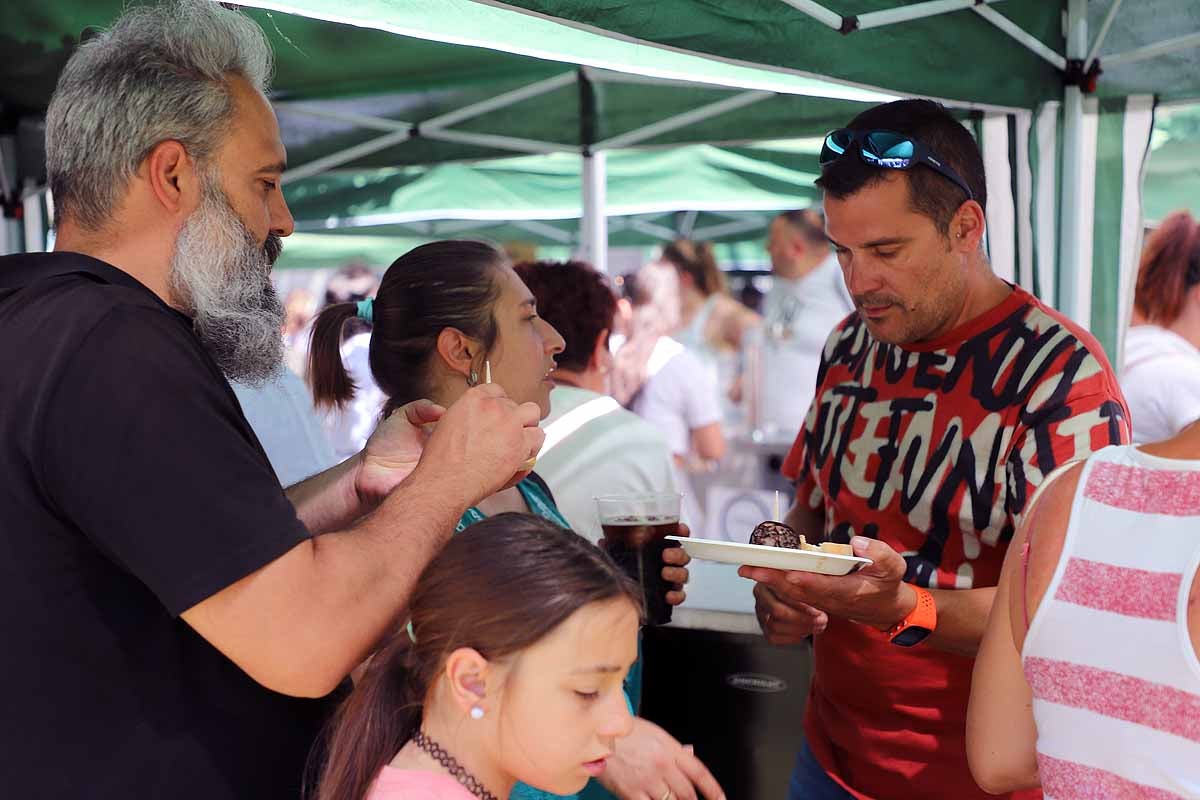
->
[412,729,500,800]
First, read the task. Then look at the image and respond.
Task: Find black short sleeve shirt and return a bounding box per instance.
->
[0,253,339,798]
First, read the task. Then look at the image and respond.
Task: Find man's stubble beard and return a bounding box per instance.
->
[168,178,285,387]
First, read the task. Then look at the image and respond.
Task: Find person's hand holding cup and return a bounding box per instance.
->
[595,493,684,625]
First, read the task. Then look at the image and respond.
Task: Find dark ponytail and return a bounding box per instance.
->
[307,302,361,410]
[311,514,642,800]
[306,240,507,415]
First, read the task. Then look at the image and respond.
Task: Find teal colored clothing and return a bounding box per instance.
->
[457,477,627,800]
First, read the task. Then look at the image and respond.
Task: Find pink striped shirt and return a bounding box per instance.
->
[1022,445,1200,799]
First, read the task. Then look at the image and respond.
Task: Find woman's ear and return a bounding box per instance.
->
[436,327,480,381]
[443,647,492,717]
[590,327,612,374]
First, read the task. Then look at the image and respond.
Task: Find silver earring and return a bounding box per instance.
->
[470,706,485,720]
[467,369,479,387]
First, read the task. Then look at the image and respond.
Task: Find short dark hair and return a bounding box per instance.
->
[514,260,617,373]
[816,99,986,235]
[777,208,827,246]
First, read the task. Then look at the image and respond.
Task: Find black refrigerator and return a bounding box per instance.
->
[640,625,813,799]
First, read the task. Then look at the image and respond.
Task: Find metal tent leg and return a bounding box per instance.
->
[581,152,608,274]
[1059,0,1088,323]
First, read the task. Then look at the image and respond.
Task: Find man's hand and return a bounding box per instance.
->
[662,522,692,607]
[739,536,914,636]
[751,583,827,644]
[353,399,445,506]
[410,384,545,509]
[598,717,726,800]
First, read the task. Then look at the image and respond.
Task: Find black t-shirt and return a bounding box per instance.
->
[0,253,340,798]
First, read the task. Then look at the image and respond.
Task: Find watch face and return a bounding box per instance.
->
[891,625,932,647]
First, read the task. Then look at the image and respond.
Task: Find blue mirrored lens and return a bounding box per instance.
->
[866,133,913,157]
[819,130,852,165]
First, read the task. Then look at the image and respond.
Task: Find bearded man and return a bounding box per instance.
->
[0,2,548,798]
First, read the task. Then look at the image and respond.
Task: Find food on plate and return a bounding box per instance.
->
[749,520,802,549]
[749,521,854,556]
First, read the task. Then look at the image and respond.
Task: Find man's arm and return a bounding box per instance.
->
[183,386,544,697]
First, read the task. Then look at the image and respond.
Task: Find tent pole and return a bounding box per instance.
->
[0,135,20,255]
[1059,0,1088,322]
[22,182,46,253]
[1085,0,1124,67]
[283,128,412,182]
[582,152,608,273]
[778,0,843,30]
[1104,32,1200,68]
[972,5,1066,70]
[594,90,773,150]
[856,0,1007,31]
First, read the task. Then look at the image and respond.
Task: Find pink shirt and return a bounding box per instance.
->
[366,767,480,800]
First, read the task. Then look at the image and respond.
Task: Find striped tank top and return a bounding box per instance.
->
[1022,444,1200,799]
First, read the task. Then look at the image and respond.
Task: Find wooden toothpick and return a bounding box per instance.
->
[774,490,781,521]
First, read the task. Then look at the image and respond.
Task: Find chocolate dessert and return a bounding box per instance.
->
[749,520,802,549]
[749,521,856,556]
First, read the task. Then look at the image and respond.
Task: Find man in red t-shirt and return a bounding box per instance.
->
[739,99,1130,800]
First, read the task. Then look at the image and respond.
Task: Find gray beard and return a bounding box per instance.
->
[168,183,285,386]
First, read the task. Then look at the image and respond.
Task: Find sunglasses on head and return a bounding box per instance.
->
[819,128,975,202]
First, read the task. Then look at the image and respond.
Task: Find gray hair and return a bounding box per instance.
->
[45,0,274,231]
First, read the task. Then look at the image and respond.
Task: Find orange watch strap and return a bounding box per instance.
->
[887,585,937,640]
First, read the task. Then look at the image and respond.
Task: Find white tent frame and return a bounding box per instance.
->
[279,66,833,271]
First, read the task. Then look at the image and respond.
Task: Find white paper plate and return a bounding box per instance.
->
[667,536,872,576]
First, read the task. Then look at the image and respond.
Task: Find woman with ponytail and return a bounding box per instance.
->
[1121,210,1200,442]
[661,239,759,368]
[659,240,758,429]
[306,241,713,800]
[315,514,642,800]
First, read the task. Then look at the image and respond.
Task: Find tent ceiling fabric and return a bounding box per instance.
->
[481,0,1200,107]
[1,0,893,176]
[283,142,821,236]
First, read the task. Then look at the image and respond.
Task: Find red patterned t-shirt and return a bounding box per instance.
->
[782,286,1130,800]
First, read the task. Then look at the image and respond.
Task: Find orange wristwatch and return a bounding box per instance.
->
[886,585,936,647]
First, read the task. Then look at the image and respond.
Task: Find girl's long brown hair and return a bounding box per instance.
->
[661,238,726,297]
[307,240,506,414]
[1135,210,1200,326]
[310,514,642,800]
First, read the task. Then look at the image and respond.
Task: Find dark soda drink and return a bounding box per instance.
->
[599,515,680,626]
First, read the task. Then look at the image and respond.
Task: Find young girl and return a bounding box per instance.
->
[314,513,643,800]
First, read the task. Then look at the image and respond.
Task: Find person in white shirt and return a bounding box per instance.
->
[611,261,724,531]
[1121,210,1200,443]
[763,209,854,328]
[514,260,678,543]
[749,209,856,439]
[232,369,339,487]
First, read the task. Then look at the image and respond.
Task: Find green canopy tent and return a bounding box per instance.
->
[1,0,898,273]
[7,1,1197,360]
[465,0,1200,362]
[278,140,822,264]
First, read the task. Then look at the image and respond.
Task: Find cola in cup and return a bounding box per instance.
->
[595,493,682,626]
